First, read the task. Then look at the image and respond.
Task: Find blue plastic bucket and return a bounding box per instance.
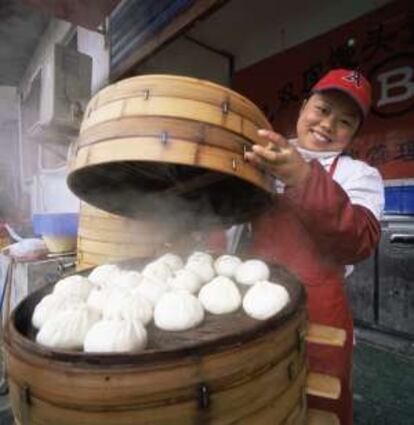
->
[32,213,79,237]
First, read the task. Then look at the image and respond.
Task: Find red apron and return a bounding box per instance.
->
[250,157,354,425]
[209,157,380,424]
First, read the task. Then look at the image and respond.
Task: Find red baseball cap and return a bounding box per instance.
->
[312,69,372,118]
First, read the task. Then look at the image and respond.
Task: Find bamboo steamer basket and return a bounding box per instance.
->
[67,74,274,227]
[4,257,308,425]
[76,202,190,270]
[0,235,10,250]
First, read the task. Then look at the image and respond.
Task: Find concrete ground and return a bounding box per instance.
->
[353,328,414,425]
[0,328,413,425]
[0,396,12,425]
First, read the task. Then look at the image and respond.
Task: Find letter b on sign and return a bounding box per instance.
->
[377,66,414,107]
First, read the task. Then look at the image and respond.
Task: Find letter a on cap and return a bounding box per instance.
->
[343,71,362,87]
[312,68,372,117]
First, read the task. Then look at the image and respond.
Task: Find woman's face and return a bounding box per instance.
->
[296,90,361,152]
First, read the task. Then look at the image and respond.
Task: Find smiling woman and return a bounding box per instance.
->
[241,68,384,425]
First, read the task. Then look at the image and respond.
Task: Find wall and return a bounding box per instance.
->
[0,86,19,207]
[131,0,393,82]
[0,86,18,124]
[189,0,393,72]
[134,36,231,86]
[77,26,110,94]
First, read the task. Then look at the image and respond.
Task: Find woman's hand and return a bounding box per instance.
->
[244,129,311,187]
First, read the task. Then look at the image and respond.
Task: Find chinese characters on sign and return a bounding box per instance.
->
[233,0,414,179]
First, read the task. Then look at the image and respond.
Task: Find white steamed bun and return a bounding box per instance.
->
[154,291,204,331]
[113,270,142,290]
[168,268,203,294]
[53,275,94,300]
[87,286,116,314]
[36,303,100,349]
[102,288,153,325]
[32,293,83,329]
[198,276,241,314]
[243,281,290,320]
[142,260,173,284]
[135,276,170,306]
[84,318,147,353]
[185,261,215,283]
[235,259,270,285]
[88,264,121,288]
[214,255,242,278]
[185,251,215,283]
[187,251,214,264]
[157,253,184,271]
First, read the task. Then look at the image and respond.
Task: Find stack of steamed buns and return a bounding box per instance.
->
[31,252,290,353]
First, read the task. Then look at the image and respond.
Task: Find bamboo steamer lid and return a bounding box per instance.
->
[68,75,274,227]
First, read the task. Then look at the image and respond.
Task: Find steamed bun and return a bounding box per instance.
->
[214,255,242,278]
[32,293,83,329]
[185,251,215,283]
[243,281,290,320]
[87,271,142,314]
[135,276,170,306]
[87,286,115,314]
[53,275,94,300]
[88,264,120,288]
[168,268,203,294]
[154,291,204,331]
[36,303,100,349]
[142,260,173,284]
[84,318,147,353]
[157,253,184,271]
[198,276,241,314]
[102,289,153,325]
[114,270,142,290]
[187,251,214,264]
[185,261,215,283]
[235,259,270,285]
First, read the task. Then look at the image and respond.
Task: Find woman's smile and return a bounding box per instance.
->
[310,129,332,144]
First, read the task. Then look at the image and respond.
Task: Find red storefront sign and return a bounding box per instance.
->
[233,0,414,180]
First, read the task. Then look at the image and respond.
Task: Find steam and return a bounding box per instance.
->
[83,185,228,253]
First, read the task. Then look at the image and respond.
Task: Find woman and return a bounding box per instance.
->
[244,69,384,424]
